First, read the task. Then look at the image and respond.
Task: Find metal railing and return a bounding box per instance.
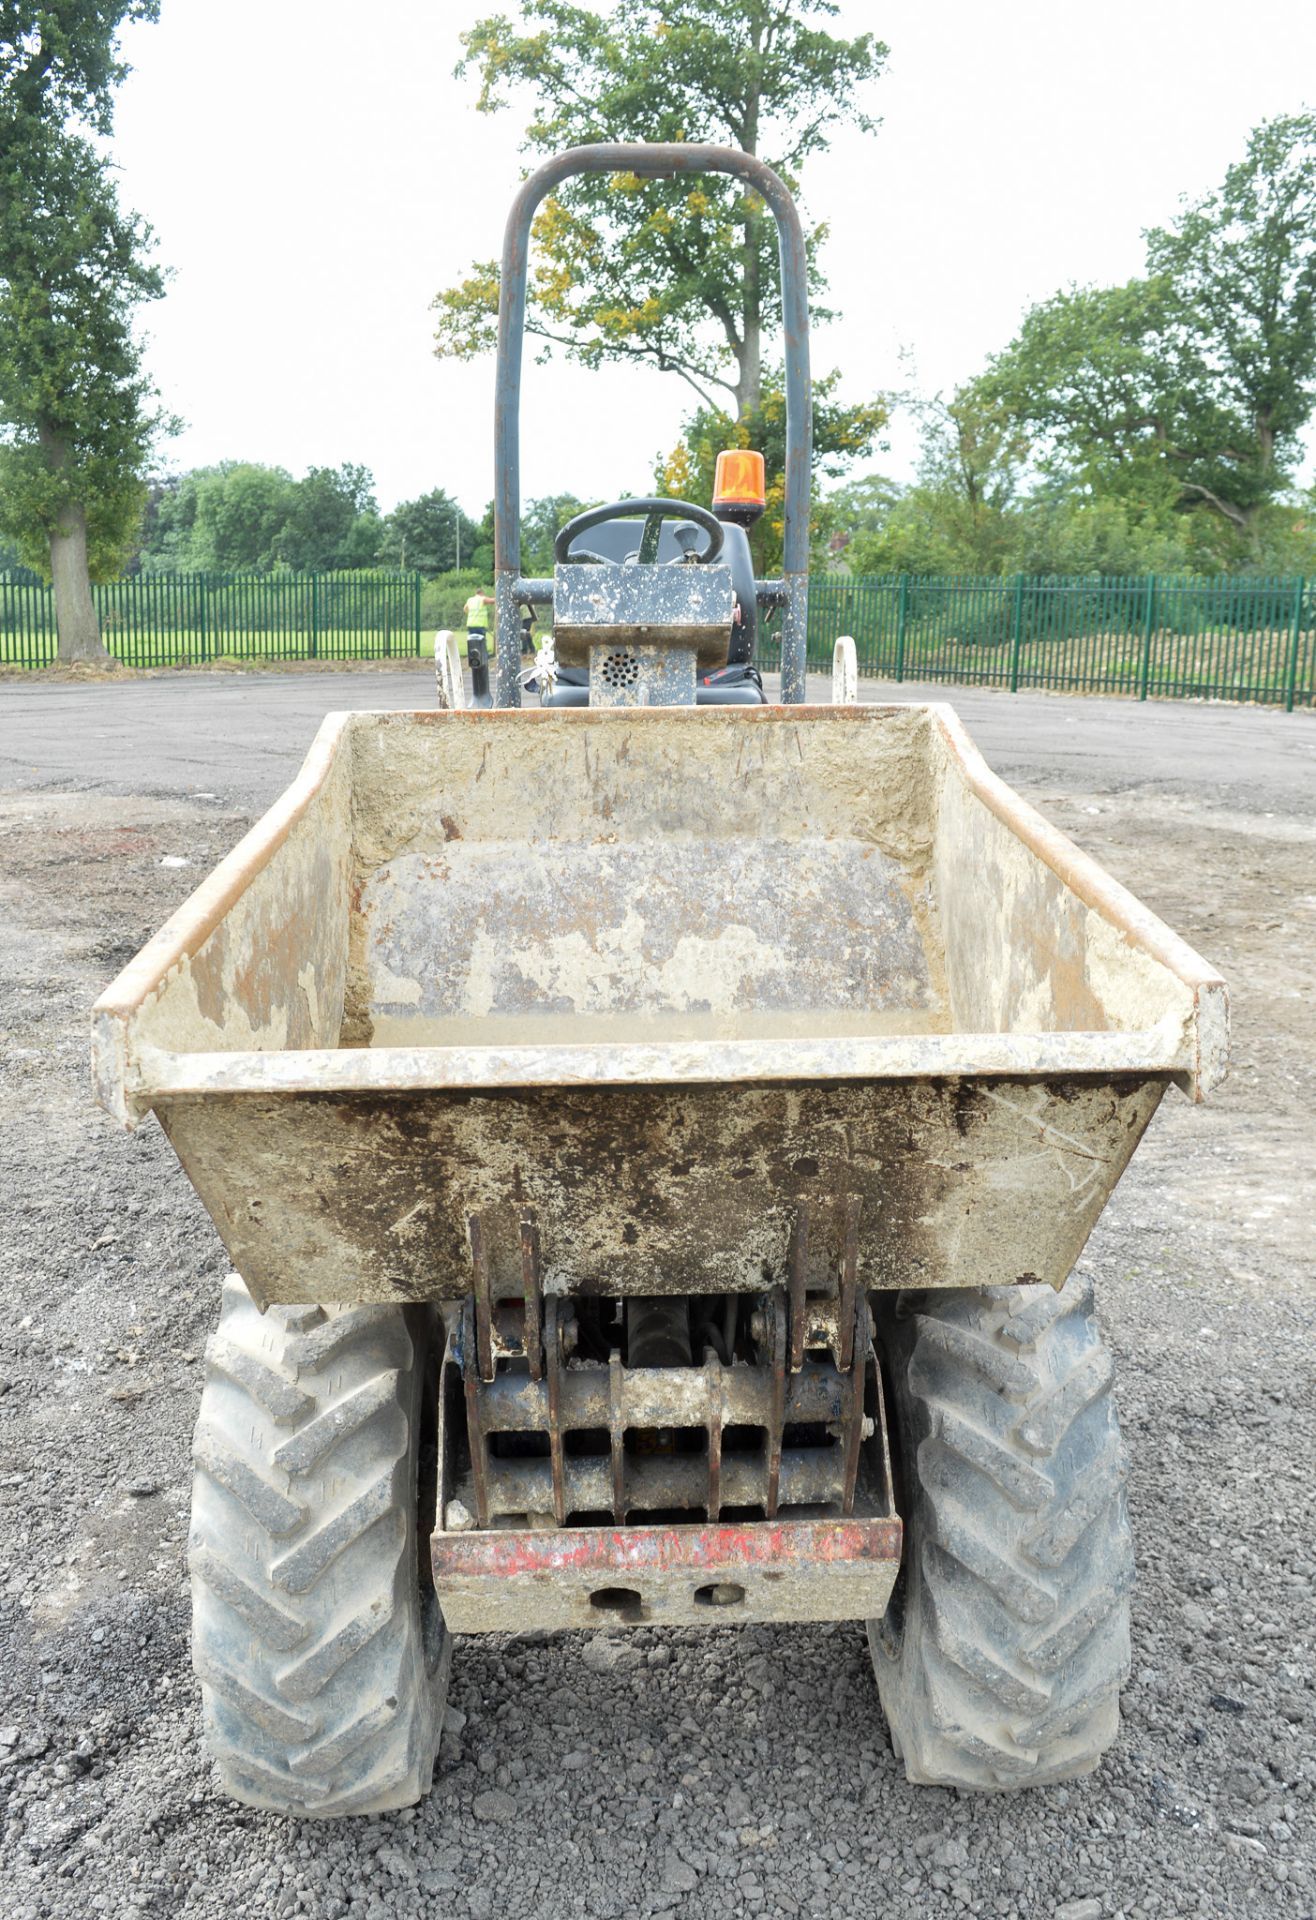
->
[0,569,424,670]
[785,574,1313,710]
[5,566,1312,709]
[492,142,813,704]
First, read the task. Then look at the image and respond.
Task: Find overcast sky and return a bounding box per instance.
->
[110,0,1316,515]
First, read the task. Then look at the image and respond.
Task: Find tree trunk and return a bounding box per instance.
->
[49,497,109,664]
[36,423,110,664]
[1256,410,1275,477]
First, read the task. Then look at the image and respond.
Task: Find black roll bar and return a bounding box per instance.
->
[492,142,812,706]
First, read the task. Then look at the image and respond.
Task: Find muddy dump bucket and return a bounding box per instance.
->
[93,704,1226,1309]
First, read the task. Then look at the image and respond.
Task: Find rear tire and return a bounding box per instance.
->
[869,1275,1133,1790]
[189,1277,450,1815]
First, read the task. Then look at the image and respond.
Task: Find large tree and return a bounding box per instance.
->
[192,465,296,573]
[279,463,381,572]
[0,3,170,661]
[134,462,387,573]
[433,0,886,430]
[982,112,1316,551]
[1145,110,1316,533]
[378,488,481,574]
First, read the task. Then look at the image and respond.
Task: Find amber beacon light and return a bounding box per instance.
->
[712,448,767,525]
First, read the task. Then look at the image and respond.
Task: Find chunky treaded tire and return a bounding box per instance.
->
[869,1275,1134,1791]
[188,1277,450,1815]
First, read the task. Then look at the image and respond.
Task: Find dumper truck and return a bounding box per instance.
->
[92,145,1228,1816]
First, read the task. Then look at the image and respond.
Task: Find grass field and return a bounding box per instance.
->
[0,624,546,671]
[0,629,429,670]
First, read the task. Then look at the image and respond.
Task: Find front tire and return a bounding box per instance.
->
[189,1277,450,1815]
[870,1275,1133,1790]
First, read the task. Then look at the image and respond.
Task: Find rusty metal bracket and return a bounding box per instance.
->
[838,1194,862,1374]
[433,1285,901,1634]
[787,1207,809,1374]
[545,1294,567,1526]
[459,1297,491,1528]
[705,1349,723,1523]
[468,1213,495,1384]
[840,1288,871,1516]
[608,1348,626,1520]
[766,1286,788,1519]
[520,1213,543,1383]
[440,1260,888,1536]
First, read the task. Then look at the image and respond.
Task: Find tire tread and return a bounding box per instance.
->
[188,1278,448,1816]
[870,1276,1133,1791]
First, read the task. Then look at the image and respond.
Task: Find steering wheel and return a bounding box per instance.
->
[554,497,725,567]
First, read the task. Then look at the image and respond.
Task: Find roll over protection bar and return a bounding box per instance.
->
[492,142,813,707]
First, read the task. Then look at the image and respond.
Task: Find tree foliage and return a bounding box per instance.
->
[280,464,380,571]
[0,133,163,572]
[434,0,885,418]
[140,465,291,572]
[826,111,1316,581]
[1145,110,1316,525]
[1,2,161,131]
[519,492,590,574]
[131,469,564,581]
[135,463,387,573]
[376,488,480,573]
[980,111,1316,551]
[656,369,885,572]
[836,477,1229,580]
[0,2,169,657]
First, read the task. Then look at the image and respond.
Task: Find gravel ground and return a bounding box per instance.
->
[1,670,1313,1920]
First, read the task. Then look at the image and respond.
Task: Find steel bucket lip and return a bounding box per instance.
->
[123,1028,1187,1103]
[92,702,1228,1130]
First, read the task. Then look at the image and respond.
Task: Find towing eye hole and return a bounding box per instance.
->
[589,1586,645,1616]
[693,1582,746,1608]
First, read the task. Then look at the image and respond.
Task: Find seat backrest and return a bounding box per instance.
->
[563,518,699,565]
[560,520,757,667]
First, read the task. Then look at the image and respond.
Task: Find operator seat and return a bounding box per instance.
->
[541,514,766,707]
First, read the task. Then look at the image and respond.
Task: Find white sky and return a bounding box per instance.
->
[110,0,1316,515]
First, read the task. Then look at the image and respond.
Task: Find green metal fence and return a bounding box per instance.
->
[5,566,1313,708]
[794,574,1313,710]
[0,569,424,670]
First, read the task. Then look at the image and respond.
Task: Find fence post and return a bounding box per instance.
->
[894,573,909,682]
[1138,575,1156,699]
[1008,574,1024,691]
[1284,577,1306,713]
[310,573,319,660]
[198,573,209,663]
[414,569,423,655]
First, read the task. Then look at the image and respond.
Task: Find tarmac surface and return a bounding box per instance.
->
[2,664,1314,814]
[1,668,1313,1919]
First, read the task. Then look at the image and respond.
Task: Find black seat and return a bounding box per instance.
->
[542,514,765,706]
[541,664,766,708]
